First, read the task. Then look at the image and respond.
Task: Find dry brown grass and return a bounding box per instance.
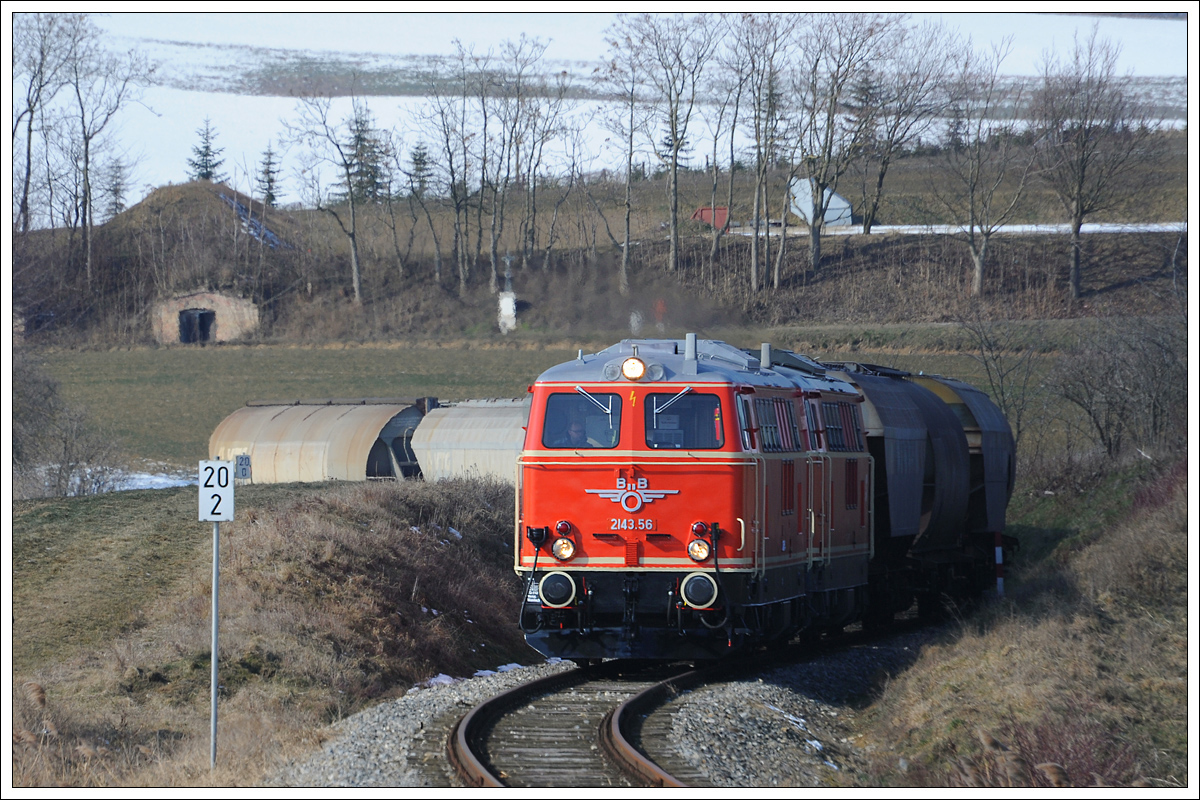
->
[11,477,531,787]
[854,461,1188,787]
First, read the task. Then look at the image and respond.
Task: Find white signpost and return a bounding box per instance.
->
[198,460,234,769]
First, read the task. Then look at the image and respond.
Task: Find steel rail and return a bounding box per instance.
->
[599,658,747,787]
[447,662,624,787]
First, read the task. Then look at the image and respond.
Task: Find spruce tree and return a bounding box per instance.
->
[188,117,226,182]
[257,143,281,207]
[102,157,129,221]
[407,141,432,197]
[345,107,389,202]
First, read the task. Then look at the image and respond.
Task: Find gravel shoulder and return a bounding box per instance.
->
[268,628,935,788]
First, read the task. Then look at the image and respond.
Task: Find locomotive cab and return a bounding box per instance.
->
[518,370,747,659]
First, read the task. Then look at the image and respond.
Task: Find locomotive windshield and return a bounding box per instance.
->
[644,392,724,449]
[542,391,622,448]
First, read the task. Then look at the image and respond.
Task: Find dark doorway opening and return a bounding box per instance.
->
[179,308,216,343]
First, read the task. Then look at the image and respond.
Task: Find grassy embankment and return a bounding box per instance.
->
[11,478,529,786]
[851,458,1188,788]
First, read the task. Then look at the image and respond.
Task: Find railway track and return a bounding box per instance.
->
[448,660,720,787]
[446,617,930,788]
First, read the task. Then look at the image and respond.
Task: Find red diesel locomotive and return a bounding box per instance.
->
[515,335,1015,660]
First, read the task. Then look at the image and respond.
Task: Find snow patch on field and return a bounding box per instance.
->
[112,464,195,491]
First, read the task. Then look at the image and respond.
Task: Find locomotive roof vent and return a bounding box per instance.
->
[819,361,910,379]
[680,332,699,374]
[756,347,827,377]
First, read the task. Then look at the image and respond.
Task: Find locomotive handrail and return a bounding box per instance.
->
[809,510,817,563]
[736,517,746,552]
[752,455,766,577]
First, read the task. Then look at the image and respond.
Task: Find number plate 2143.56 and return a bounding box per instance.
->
[611,517,655,531]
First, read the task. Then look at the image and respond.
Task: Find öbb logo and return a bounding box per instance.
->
[586,477,679,513]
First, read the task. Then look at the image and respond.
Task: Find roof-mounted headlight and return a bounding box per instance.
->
[622,357,647,381]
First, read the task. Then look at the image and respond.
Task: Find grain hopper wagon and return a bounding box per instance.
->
[208,397,531,484]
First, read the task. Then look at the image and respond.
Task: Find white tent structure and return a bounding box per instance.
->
[789,178,853,228]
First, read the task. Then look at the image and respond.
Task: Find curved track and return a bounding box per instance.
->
[598,664,719,786]
[449,619,927,787]
[448,660,703,787]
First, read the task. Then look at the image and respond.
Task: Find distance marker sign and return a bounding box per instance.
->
[199,460,234,521]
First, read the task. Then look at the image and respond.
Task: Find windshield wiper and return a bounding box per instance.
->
[652,386,692,428]
[575,385,615,429]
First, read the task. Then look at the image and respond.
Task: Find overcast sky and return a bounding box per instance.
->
[88,9,1191,76]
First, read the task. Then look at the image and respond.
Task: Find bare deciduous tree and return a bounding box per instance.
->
[12,13,76,233]
[730,12,796,292]
[287,94,383,304]
[63,16,152,287]
[930,39,1036,297]
[792,13,899,274]
[505,39,572,276]
[598,23,655,295]
[402,141,443,282]
[420,47,479,296]
[958,311,1043,450]
[1033,26,1161,301]
[853,19,961,235]
[704,51,744,286]
[1055,318,1187,458]
[13,348,121,499]
[379,131,418,282]
[627,13,720,273]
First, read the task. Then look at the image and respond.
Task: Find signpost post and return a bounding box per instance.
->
[198,460,234,770]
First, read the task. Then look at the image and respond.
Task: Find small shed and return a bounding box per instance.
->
[789,178,853,228]
[208,399,434,483]
[691,206,730,230]
[152,291,259,344]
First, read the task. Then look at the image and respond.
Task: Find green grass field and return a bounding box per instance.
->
[36,333,1035,466]
[38,344,576,465]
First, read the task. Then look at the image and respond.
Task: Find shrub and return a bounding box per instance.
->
[1054,316,1187,459]
[13,348,122,499]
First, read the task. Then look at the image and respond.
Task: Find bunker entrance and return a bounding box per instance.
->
[179,308,216,343]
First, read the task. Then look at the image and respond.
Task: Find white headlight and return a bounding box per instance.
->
[551,537,576,560]
[622,357,646,381]
[687,538,711,562]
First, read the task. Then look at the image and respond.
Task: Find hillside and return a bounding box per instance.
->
[118,26,1191,118]
[11,133,1189,349]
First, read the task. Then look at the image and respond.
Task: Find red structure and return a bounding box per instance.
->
[690,206,729,230]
